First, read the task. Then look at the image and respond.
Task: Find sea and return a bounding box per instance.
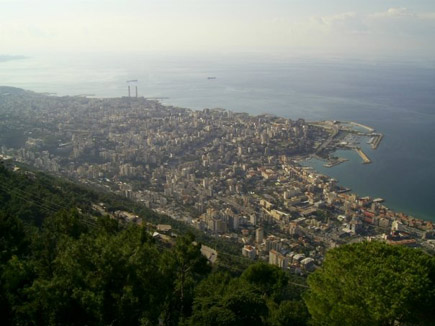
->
[1,53,434,221]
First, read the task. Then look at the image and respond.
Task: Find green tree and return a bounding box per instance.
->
[0,212,29,264]
[30,209,89,279]
[1,255,36,325]
[160,233,211,326]
[304,241,435,326]
[0,212,33,325]
[268,299,309,326]
[21,224,167,326]
[186,275,268,326]
[241,262,289,301]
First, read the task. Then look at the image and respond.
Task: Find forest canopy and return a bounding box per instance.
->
[1,164,434,325]
[304,241,435,326]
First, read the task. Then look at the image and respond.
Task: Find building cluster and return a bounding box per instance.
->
[1,90,433,274]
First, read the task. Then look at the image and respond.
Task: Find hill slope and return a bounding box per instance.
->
[0,163,309,326]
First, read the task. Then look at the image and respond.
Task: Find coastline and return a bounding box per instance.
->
[2,56,434,224]
[297,119,433,223]
[0,86,432,227]
[301,148,433,223]
[1,87,433,257]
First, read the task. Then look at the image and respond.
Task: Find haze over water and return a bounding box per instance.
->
[1,53,434,221]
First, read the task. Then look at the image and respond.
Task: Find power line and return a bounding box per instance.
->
[212,246,309,288]
[0,182,67,215]
[0,180,96,227]
[0,183,58,214]
[0,177,309,288]
[0,179,66,210]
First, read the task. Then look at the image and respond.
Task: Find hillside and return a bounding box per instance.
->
[0,163,433,326]
[0,162,312,325]
[0,161,251,264]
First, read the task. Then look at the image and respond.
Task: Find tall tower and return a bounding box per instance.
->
[127,80,138,98]
[256,227,264,244]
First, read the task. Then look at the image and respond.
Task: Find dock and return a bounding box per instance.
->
[324,157,348,168]
[349,121,375,132]
[354,147,371,164]
[370,133,383,150]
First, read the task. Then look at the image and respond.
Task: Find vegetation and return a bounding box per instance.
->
[185,263,310,326]
[0,165,308,325]
[304,241,435,326]
[1,164,434,325]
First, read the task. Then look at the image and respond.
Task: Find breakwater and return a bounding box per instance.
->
[354,147,371,164]
[370,133,383,150]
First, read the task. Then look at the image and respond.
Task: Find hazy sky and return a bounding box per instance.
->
[1,0,435,59]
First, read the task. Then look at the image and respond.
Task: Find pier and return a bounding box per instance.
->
[354,147,371,164]
[349,121,375,132]
[370,133,383,149]
[324,157,348,168]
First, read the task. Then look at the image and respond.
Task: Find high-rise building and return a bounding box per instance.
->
[256,227,264,244]
[242,245,256,260]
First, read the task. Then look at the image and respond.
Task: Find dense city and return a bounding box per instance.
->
[1,87,434,274]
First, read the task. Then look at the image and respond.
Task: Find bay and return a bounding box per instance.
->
[1,53,434,220]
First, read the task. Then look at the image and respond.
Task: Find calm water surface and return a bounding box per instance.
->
[1,53,434,220]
